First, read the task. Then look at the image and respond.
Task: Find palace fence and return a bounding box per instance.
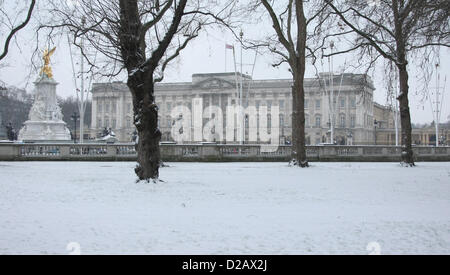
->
[0,142,449,162]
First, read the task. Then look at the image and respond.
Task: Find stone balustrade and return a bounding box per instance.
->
[0,142,449,162]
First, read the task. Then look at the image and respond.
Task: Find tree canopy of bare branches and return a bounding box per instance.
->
[240,0,330,167]
[39,0,237,181]
[0,0,36,61]
[324,0,450,166]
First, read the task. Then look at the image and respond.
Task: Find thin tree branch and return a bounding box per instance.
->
[0,0,36,61]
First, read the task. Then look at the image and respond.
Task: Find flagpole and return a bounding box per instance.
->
[233,47,239,98]
[239,31,244,145]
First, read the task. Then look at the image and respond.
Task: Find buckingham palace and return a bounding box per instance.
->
[90,72,379,145]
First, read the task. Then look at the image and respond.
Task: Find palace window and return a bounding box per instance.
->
[315,99,321,109]
[350,115,356,128]
[245,114,249,130]
[315,116,321,128]
[166,115,171,127]
[304,99,309,109]
[340,114,346,128]
[98,101,103,113]
[340,98,345,108]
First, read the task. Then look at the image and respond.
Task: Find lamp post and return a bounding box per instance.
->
[71,112,80,144]
[321,41,338,144]
[326,120,332,144]
[374,119,379,145]
[444,129,448,146]
[440,128,446,146]
[239,29,244,145]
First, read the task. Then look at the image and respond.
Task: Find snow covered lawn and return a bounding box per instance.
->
[0,162,449,255]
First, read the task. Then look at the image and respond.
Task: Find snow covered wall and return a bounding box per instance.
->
[1,143,449,162]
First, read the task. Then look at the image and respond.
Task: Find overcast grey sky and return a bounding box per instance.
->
[0,2,449,124]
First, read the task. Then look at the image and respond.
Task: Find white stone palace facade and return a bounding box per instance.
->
[90,72,377,145]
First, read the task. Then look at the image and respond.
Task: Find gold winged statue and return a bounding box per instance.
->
[40,47,56,79]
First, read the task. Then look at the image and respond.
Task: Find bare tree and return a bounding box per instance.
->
[324,0,450,166]
[0,0,36,61]
[242,0,329,167]
[40,0,236,181]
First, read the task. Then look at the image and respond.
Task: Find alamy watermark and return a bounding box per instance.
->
[168,97,281,152]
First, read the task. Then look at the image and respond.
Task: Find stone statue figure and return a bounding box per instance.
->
[29,93,46,121]
[52,105,63,121]
[40,47,56,79]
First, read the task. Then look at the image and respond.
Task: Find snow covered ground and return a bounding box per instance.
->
[0,161,449,255]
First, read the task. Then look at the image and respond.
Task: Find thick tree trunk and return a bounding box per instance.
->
[119,0,162,181]
[393,2,415,166]
[291,84,298,158]
[134,89,161,180]
[397,65,415,166]
[134,110,161,180]
[290,0,308,167]
[291,0,309,167]
[291,77,308,167]
[128,75,162,181]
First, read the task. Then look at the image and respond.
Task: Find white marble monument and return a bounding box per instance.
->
[18,47,71,141]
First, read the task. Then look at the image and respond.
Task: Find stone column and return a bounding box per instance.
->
[91,95,97,131]
[118,93,124,141]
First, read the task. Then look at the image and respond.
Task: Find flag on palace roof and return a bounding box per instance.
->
[225,44,234,49]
